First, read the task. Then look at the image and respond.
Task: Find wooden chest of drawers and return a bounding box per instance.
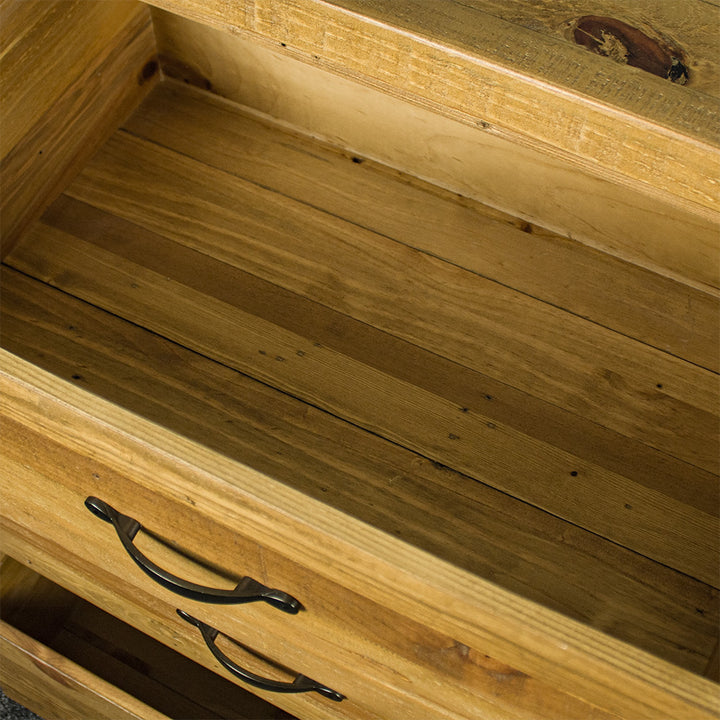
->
[1,2,718,718]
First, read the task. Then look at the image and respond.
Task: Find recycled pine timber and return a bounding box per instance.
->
[0,0,157,257]
[7,89,717,586]
[151,12,720,292]
[403,0,720,99]
[143,0,720,218]
[125,83,720,373]
[2,267,716,675]
[1,352,719,720]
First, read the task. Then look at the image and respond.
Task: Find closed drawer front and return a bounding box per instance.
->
[0,353,641,720]
[0,555,295,720]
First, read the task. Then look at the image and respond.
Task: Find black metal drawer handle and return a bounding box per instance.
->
[177,610,344,702]
[85,497,300,614]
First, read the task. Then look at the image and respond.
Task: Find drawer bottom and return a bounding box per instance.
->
[0,555,295,720]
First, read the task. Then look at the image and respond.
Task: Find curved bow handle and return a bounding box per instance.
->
[178,610,344,702]
[85,497,301,614]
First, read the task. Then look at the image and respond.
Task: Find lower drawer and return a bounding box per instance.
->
[0,555,294,720]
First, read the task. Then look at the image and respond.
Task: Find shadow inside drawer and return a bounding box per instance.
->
[0,556,295,720]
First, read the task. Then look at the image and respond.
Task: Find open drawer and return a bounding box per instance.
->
[0,555,295,720]
[1,1,719,719]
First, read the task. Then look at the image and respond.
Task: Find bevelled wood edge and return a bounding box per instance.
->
[144,0,719,216]
[0,619,167,720]
[2,350,718,720]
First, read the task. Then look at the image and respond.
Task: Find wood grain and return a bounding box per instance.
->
[1,351,718,720]
[127,82,720,372]
[9,218,719,587]
[54,131,719,474]
[2,267,715,675]
[0,1,157,257]
[144,0,720,217]
[151,16,720,292]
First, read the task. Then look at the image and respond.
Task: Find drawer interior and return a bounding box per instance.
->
[0,555,295,720]
[1,1,718,712]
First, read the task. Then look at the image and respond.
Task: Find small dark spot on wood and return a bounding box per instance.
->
[570,470,579,477]
[624,503,633,509]
[280,42,287,47]
[667,58,689,85]
[275,355,285,362]
[320,487,328,493]
[487,422,496,429]
[519,221,532,233]
[696,607,706,615]
[351,156,364,164]
[430,460,451,471]
[460,407,469,413]
[38,150,43,155]
[68,324,76,331]
[313,342,322,348]
[448,433,460,440]
[71,373,84,381]
[656,383,663,389]
[139,59,159,85]
[485,394,493,400]
[296,350,306,357]
[186,495,196,506]
[92,473,100,480]
[258,350,267,355]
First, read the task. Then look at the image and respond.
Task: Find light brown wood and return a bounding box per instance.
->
[150,13,720,292]
[0,0,157,257]
[144,0,720,219]
[126,82,720,372]
[2,266,715,675]
[1,352,719,720]
[8,90,716,585]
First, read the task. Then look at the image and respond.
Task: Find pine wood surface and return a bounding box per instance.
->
[143,0,720,217]
[6,82,717,587]
[127,83,720,372]
[0,0,157,255]
[1,352,719,720]
[2,267,716,676]
[151,15,720,292]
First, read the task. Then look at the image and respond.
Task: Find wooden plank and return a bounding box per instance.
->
[399,0,720,99]
[0,624,166,720]
[2,267,716,675]
[58,131,720,477]
[0,1,158,256]
[7,218,719,588]
[143,0,720,217]
[1,351,718,720]
[150,16,720,292]
[125,81,720,372]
